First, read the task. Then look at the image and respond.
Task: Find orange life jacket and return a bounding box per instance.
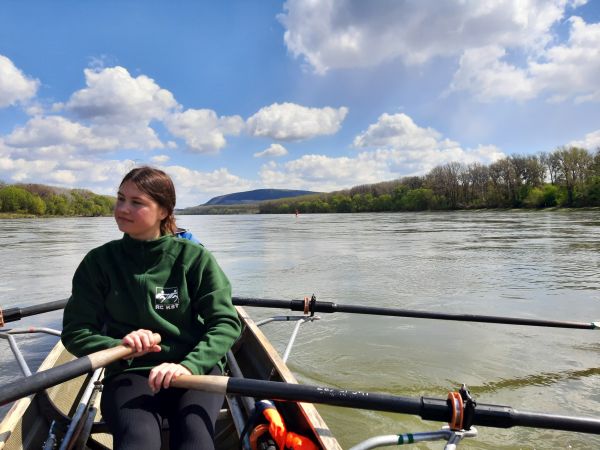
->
[250,400,318,450]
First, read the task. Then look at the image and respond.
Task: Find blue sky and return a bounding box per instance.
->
[1,0,600,207]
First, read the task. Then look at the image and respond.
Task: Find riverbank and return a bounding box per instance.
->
[3,206,600,219]
[0,212,37,218]
[0,213,112,219]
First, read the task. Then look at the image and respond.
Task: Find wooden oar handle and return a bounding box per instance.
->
[0,333,163,406]
[88,333,162,369]
[172,375,228,393]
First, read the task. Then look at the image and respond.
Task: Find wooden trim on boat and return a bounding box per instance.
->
[0,339,67,450]
[234,306,342,450]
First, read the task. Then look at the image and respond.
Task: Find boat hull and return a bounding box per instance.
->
[0,306,341,450]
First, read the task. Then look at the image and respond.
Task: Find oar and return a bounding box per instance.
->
[1,299,69,324]
[0,334,160,406]
[2,297,598,331]
[173,375,600,435]
[233,297,600,330]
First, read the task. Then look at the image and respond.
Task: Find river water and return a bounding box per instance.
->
[0,211,599,449]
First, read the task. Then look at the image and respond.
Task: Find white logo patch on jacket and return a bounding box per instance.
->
[155,287,179,310]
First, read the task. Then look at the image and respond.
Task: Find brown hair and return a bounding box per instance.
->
[120,166,177,235]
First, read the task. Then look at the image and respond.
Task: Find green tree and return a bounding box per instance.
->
[373,194,392,211]
[0,186,25,212]
[332,195,353,213]
[391,185,408,210]
[28,195,46,215]
[523,185,559,208]
[0,186,45,214]
[581,176,600,206]
[400,188,435,211]
[352,193,374,212]
[46,194,70,215]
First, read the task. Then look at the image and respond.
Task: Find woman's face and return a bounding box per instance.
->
[114,180,167,240]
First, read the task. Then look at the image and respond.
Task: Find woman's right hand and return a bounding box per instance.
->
[122,329,162,358]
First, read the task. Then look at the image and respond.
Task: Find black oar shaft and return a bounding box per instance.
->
[0,355,94,406]
[174,376,600,435]
[2,297,597,331]
[0,334,160,406]
[1,298,69,324]
[232,297,598,330]
[330,303,594,329]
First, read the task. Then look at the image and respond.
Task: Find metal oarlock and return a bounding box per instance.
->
[255,314,320,364]
[447,384,477,431]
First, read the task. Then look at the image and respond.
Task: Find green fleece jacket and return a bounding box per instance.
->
[61,234,241,379]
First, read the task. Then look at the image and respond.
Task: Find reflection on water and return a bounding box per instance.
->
[1,211,599,449]
[474,367,600,393]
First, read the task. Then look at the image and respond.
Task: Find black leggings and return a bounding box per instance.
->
[100,368,223,450]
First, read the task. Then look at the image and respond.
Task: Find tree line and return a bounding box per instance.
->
[259,146,600,214]
[0,183,114,216]
[2,146,599,217]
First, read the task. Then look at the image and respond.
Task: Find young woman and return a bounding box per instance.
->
[61,166,241,450]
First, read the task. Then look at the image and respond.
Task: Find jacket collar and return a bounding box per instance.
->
[121,233,173,265]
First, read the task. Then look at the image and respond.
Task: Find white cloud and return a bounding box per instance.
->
[280,1,600,104]
[47,169,78,185]
[90,121,164,150]
[364,145,504,176]
[24,102,45,116]
[164,165,255,206]
[448,46,537,102]
[279,0,577,74]
[0,54,39,108]
[354,112,504,174]
[449,16,600,102]
[259,143,504,194]
[65,66,177,122]
[531,16,600,103]
[165,109,244,153]
[151,154,170,163]
[6,116,117,152]
[0,157,58,182]
[0,152,255,207]
[0,138,8,158]
[354,113,454,150]
[247,102,348,141]
[254,143,288,158]
[3,66,178,154]
[569,129,600,150]
[56,66,179,151]
[259,154,391,192]
[0,155,135,193]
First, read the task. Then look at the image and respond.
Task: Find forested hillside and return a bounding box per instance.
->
[260,146,600,213]
[2,146,599,217]
[0,183,114,216]
[204,188,319,205]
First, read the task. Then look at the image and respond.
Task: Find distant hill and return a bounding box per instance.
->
[176,188,321,215]
[203,188,320,206]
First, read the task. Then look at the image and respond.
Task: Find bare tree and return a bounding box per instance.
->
[553,146,593,205]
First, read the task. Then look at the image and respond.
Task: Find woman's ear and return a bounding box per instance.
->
[159,207,169,221]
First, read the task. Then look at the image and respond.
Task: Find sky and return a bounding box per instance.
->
[1,0,600,207]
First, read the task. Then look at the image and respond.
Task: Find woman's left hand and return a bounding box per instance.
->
[148,363,192,393]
